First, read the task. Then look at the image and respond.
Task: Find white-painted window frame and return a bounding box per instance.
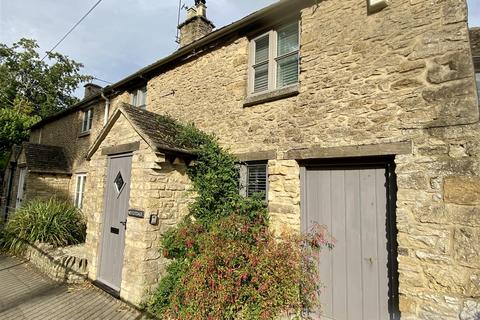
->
[248,21,300,96]
[74,174,87,209]
[130,87,147,109]
[81,108,93,133]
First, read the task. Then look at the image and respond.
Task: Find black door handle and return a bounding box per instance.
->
[120,220,127,230]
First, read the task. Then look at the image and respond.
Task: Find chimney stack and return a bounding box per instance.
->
[178,0,215,47]
[83,83,102,99]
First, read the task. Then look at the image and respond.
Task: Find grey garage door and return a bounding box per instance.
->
[301,164,395,320]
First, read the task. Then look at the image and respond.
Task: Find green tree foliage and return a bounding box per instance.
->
[0,107,40,167]
[0,38,91,117]
[0,38,91,168]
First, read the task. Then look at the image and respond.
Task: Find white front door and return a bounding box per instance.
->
[16,168,27,208]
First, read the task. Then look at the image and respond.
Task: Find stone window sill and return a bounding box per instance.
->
[78,131,91,138]
[243,84,299,108]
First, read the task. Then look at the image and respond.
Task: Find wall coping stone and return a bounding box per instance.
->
[23,242,88,284]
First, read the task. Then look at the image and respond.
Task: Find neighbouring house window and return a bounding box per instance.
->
[75,174,87,209]
[81,108,93,133]
[248,21,299,95]
[240,161,268,200]
[476,73,480,100]
[131,87,147,108]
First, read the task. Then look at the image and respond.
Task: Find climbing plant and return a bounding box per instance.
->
[145,115,333,319]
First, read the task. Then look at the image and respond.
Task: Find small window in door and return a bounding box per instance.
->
[75,174,87,209]
[114,171,125,193]
[239,161,268,201]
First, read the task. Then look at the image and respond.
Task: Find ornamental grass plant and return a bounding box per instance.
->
[0,198,86,253]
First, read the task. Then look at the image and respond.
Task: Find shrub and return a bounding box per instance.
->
[146,214,333,319]
[145,116,333,319]
[0,198,86,253]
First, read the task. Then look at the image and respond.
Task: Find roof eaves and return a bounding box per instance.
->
[30,95,100,129]
[31,0,311,129]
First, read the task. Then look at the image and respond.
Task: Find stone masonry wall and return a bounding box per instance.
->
[135,0,479,318]
[17,0,480,316]
[84,113,192,305]
[28,101,106,204]
[470,28,480,57]
[24,173,71,202]
[29,100,105,173]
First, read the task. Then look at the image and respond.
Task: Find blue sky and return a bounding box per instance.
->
[0,0,479,97]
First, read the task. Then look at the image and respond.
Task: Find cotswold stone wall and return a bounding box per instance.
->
[27,101,106,205]
[470,28,480,57]
[25,243,88,284]
[84,113,192,305]
[19,0,480,316]
[137,0,480,318]
[29,101,105,173]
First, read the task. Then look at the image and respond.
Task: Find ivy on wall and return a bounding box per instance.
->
[145,115,333,319]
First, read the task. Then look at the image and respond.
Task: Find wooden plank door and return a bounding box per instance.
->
[98,154,132,292]
[302,165,394,320]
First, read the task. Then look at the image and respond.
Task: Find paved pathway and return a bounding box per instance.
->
[0,255,143,319]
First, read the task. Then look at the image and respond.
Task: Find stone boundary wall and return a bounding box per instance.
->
[23,242,88,284]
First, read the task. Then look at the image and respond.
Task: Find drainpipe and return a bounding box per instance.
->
[101,90,110,125]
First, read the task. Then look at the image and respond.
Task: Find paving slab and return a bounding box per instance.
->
[0,255,143,320]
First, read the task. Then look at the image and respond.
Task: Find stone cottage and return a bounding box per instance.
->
[1,0,480,318]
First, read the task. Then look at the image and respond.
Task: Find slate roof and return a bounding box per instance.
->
[22,143,70,174]
[87,103,196,159]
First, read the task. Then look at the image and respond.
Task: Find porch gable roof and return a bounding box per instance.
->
[86,103,196,160]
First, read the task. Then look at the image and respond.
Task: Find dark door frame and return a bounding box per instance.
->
[299,156,400,320]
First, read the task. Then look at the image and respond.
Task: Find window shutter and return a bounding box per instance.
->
[277,22,299,88]
[254,35,270,92]
[277,23,299,56]
[255,35,269,63]
[277,54,299,87]
[247,163,268,198]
